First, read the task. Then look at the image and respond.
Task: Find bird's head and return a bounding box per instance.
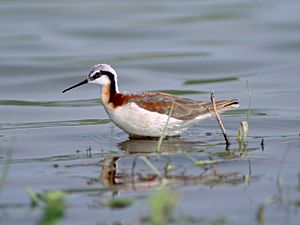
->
[62,64,118,93]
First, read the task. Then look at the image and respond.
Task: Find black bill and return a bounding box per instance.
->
[62,79,88,93]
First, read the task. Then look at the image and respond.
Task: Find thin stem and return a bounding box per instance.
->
[210,91,231,148]
[157,101,175,153]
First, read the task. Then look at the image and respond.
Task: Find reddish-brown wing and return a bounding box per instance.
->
[124,92,211,120]
[111,92,238,120]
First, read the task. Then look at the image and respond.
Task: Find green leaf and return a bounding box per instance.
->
[194,159,219,167]
[103,198,133,209]
[26,188,42,207]
[183,77,238,85]
[38,191,66,225]
[149,189,178,225]
[157,101,175,153]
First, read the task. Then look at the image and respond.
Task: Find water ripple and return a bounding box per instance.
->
[0,99,101,107]
[0,119,110,130]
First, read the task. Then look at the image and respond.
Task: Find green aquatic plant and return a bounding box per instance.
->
[256,196,280,225]
[237,121,249,151]
[256,146,295,225]
[183,76,238,85]
[211,216,230,225]
[149,188,178,225]
[171,215,231,225]
[236,82,251,152]
[0,152,11,194]
[140,156,163,179]
[297,171,300,191]
[103,198,133,209]
[27,188,42,207]
[224,108,266,116]
[0,141,13,196]
[157,101,175,153]
[39,191,65,225]
[27,188,66,225]
[185,153,220,168]
[246,80,252,122]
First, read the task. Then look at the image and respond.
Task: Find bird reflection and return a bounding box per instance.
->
[86,138,252,195]
[118,137,203,154]
[101,156,120,187]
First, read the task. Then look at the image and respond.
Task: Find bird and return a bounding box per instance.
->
[63,64,239,138]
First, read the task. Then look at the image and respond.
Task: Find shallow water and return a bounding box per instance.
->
[1,1,300,225]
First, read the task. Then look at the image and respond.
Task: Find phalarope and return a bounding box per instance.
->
[63,64,239,138]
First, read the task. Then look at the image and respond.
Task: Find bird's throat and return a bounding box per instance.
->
[102,84,113,104]
[101,83,128,109]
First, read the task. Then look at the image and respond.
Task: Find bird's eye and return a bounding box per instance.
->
[89,71,101,80]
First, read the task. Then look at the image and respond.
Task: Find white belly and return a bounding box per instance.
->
[104,102,187,137]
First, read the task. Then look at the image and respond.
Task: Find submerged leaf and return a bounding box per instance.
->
[185,153,221,167]
[195,160,219,167]
[103,198,133,209]
[183,77,238,85]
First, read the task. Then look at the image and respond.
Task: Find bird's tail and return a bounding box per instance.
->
[210,99,239,113]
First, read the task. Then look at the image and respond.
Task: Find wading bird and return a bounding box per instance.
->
[63,64,239,138]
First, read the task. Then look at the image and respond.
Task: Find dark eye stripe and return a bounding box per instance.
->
[93,72,101,79]
[89,70,115,81]
[100,71,115,77]
[89,71,101,80]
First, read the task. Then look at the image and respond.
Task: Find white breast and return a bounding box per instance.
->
[104,102,186,137]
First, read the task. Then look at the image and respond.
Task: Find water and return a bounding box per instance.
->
[1,1,300,225]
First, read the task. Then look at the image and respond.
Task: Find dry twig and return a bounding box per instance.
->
[210,91,231,148]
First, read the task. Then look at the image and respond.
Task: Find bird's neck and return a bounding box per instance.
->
[101,77,119,105]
